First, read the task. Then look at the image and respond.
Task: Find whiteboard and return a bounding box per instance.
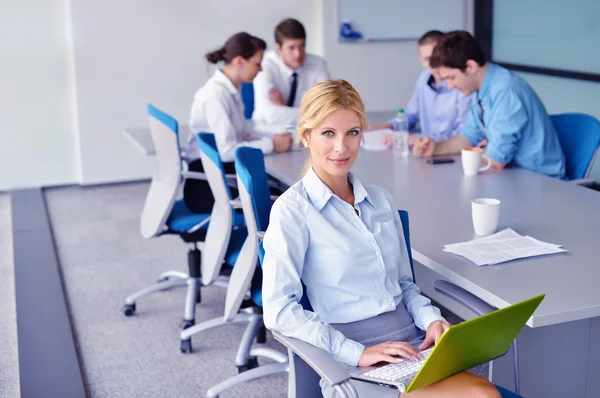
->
[492,0,600,75]
[338,0,466,42]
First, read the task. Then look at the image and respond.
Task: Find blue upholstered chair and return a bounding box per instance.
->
[122,105,243,342]
[177,133,251,353]
[203,146,289,397]
[241,82,255,120]
[550,113,600,184]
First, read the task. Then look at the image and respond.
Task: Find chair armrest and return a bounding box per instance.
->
[181,171,206,180]
[229,199,243,209]
[433,280,495,317]
[272,331,352,388]
[185,216,210,233]
[571,178,595,186]
[185,217,210,234]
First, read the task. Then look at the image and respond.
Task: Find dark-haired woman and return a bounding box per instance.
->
[184,32,292,213]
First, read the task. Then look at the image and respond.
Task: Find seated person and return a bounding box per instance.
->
[252,18,331,125]
[371,30,471,147]
[185,32,292,213]
[413,31,566,179]
[262,79,501,398]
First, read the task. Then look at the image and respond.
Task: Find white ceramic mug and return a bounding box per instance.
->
[471,198,501,236]
[461,148,491,176]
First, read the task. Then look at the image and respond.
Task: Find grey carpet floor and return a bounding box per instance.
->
[44,182,287,398]
[0,193,20,398]
[43,181,486,398]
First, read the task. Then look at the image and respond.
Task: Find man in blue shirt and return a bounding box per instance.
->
[372,30,472,145]
[413,31,566,179]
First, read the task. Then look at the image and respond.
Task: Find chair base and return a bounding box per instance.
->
[180,312,260,358]
[122,245,228,332]
[206,361,289,398]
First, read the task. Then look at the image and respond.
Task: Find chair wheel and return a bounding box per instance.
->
[180,319,195,330]
[180,339,192,353]
[237,356,259,373]
[121,303,136,316]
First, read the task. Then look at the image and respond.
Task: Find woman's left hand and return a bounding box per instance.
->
[419,320,452,350]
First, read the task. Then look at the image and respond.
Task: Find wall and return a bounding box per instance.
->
[320,0,474,112]
[70,0,321,185]
[0,0,78,191]
[0,0,321,190]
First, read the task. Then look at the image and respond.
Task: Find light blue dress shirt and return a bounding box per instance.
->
[262,168,445,366]
[388,70,472,142]
[460,63,566,179]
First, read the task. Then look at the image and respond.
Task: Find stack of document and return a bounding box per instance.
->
[443,228,567,266]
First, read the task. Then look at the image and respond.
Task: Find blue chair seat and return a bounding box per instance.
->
[167,200,245,232]
[495,384,523,398]
[224,227,248,266]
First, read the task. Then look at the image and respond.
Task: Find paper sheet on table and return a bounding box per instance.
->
[361,129,393,151]
[443,228,567,266]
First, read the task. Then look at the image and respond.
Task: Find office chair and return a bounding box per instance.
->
[550,113,600,185]
[241,82,254,120]
[176,133,257,353]
[202,146,291,397]
[121,105,242,338]
[259,210,522,398]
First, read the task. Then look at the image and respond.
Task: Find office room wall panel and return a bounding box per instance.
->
[0,0,79,191]
[69,0,321,184]
[320,0,474,112]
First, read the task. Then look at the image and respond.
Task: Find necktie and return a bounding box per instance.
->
[477,96,486,137]
[287,72,298,107]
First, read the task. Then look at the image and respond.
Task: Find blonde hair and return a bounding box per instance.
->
[296,79,367,175]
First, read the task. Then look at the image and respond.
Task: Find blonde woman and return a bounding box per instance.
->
[261,79,500,397]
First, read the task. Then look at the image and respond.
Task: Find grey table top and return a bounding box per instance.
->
[263,148,600,328]
[124,111,395,156]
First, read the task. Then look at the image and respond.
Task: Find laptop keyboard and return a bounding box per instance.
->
[362,347,433,382]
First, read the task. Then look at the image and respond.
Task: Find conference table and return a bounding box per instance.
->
[263,146,600,398]
[124,122,290,156]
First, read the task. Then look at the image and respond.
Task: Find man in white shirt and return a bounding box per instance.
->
[252,18,331,125]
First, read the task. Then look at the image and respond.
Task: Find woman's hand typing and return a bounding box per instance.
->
[358,341,423,367]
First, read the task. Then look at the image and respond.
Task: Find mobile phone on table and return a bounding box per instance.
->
[426,157,455,165]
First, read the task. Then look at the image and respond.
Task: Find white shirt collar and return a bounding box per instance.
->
[212,69,239,95]
[274,53,301,79]
[302,167,374,211]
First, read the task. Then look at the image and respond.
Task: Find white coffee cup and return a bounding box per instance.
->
[472,198,501,236]
[461,148,491,176]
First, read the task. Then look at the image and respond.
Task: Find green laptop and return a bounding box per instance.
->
[349,294,545,393]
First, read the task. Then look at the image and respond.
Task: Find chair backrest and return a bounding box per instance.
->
[221,146,271,321]
[235,147,272,234]
[241,82,254,120]
[550,113,600,180]
[197,133,236,285]
[197,133,233,201]
[140,104,183,239]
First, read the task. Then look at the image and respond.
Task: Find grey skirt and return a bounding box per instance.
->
[321,304,424,398]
